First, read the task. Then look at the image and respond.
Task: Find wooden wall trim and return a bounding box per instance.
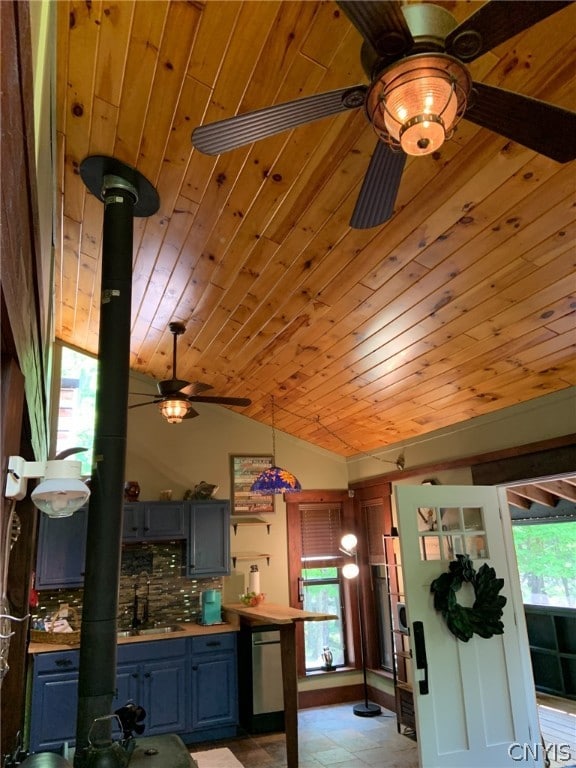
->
[298,682,395,713]
[349,434,576,487]
[0,0,48,460]
[0,356,34,758]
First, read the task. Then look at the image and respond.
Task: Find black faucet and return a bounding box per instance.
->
[131,582,141,629]
[131,571,151,629]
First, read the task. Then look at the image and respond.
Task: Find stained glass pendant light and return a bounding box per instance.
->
[251,396,301,494]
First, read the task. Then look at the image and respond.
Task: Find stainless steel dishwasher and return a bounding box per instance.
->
[252,629,284,716]
[238,624,285,734]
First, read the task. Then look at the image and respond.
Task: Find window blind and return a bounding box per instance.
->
[300,504,343,564]
[364,500,386,565]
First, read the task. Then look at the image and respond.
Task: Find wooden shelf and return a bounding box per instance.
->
[231,517,271,535]
[231,552,272,567]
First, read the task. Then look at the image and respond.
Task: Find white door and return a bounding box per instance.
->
[395,485,542,768]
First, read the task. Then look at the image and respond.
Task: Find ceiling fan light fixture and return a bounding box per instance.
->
[368,55,470,156]
[159,398,191,424]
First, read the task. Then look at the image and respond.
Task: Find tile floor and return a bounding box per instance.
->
[193,704,419,767]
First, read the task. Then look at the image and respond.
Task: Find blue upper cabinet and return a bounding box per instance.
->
[187,501,230,577]
[36,500,229,589]
[36,506,88,590]
[122,502,186,541]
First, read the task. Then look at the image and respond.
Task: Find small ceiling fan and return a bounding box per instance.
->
[191,1,576,229]
[129,321,251,423]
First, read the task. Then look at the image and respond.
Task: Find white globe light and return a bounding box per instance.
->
[341,533,358,553]
[342,562,360,580]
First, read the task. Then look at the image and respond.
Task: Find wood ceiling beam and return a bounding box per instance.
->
[506,490,531,510]
[533,479,576,503]
[508,484,557,508]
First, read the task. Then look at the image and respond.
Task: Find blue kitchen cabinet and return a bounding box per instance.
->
[122,502,186,541]
[186,501,230,577]
[29,650,80,752]
[186,633,238,742]
[29,639,188,752]
[116,639,187,736]
[35,506,88,590]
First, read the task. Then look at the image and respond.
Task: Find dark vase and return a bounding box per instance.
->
[124,481,140,502]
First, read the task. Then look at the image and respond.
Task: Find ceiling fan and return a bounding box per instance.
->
[129,321,251,424]
[191,1,576,229]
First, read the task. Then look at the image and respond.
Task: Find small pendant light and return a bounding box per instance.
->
[251,396,301,494]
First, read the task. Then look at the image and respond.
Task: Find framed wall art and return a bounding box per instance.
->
[229,454,275,515]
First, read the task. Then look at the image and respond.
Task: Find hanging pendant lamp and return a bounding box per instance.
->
[251,396,301,494]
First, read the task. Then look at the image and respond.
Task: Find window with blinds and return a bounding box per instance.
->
[299,503,347,670]
[364,500,386,565]
[300,504,343,565]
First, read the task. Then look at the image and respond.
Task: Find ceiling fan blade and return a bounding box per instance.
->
[337,1,412,58]
[158,378,191,397]
[178,381,213,397]
[188,395,252,407]
[192,86,367,156]
[183,407,199,420]
[350,141,406,229]
[129,400,161,409]
[465,81,576,163]
[445,1,572,62]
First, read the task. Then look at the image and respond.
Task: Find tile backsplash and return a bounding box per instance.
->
[33,541,222,629]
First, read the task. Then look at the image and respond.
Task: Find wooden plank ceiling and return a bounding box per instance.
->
[54,1,576,457]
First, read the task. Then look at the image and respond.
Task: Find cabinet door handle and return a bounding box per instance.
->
[192,665,198,671]
[144,672,151,678]
[131,527,138,532]
[206,641,221,647]
[144,527,149,532]
[131,673,139,679]
[55,659,73,668]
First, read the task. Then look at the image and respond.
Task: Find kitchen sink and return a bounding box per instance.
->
[138,625,183,635]
[118,625,183,637]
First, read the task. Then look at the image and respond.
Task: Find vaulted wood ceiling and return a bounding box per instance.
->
[54,1,576,457]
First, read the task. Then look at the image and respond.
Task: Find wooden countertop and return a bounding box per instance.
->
[28,617,240,654]
[223,602,337,624]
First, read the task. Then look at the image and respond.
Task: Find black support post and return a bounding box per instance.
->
[74,157,158,767]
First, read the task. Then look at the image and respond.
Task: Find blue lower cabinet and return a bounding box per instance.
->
[185,633,238,743]
[29,650,80,752]
[29,634,237,752]
[116,640,187,736]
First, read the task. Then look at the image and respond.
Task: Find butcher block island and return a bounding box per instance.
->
[224,603,337,768]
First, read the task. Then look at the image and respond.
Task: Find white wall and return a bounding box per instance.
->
[125,372,348,605]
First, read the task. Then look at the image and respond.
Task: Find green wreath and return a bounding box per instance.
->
[430,554,507,642]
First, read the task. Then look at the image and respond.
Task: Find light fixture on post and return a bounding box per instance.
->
[158,396,193,424]
[340,532,382,718]
[367,54,470,156]
[250,396,301,494]
[5,456,91,518]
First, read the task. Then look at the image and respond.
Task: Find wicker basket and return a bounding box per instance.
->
[30,607,81,645]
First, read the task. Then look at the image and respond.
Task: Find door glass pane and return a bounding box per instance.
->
[440,507,460,531]
[465,534,488,559]
[417,506,438,532]
[463,507,484,532]
[420,536,442,561]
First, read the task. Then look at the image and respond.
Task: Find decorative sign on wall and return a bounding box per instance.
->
[230,455,274,515]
